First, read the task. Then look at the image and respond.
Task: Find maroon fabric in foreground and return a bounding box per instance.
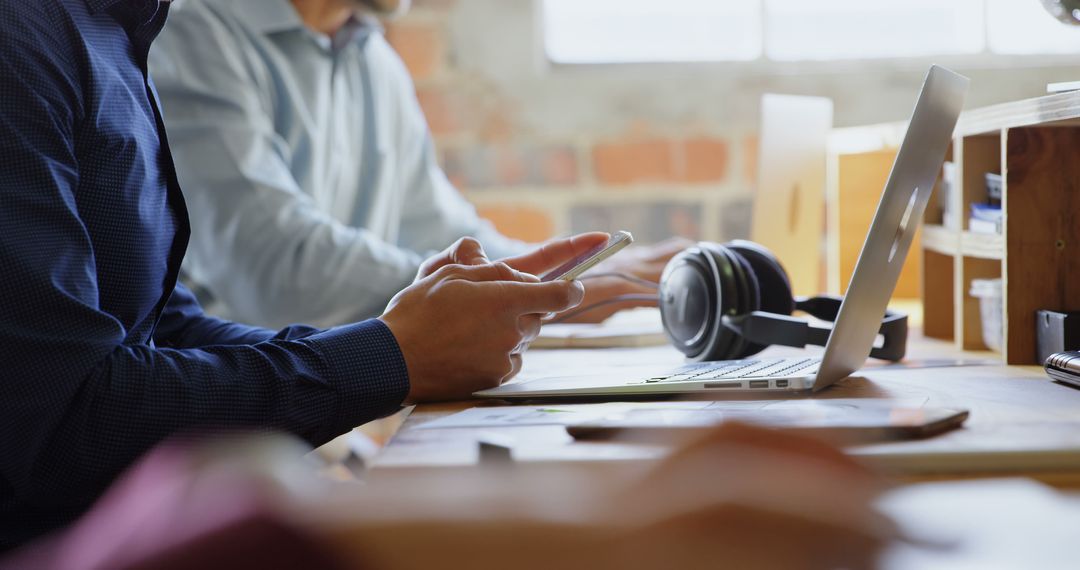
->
[0,445,347,570]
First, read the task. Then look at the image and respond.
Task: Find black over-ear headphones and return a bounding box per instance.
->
[658,240,907,362]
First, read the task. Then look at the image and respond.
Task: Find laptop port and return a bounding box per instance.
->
[776,380,789,388]
[749,380,770,389]
[704,382,740,389]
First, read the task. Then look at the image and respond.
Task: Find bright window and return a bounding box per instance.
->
[543,0,1080,63]
[765,0,985,61]
[543,0,762,63]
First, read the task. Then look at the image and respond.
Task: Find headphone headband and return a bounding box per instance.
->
[721,298,908,362]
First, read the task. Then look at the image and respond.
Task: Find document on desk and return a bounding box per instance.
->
[532,308,668,349]
[415,398,930,431]
[881,479,1080,569]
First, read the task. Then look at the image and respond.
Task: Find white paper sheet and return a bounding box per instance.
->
[415,398,930,430]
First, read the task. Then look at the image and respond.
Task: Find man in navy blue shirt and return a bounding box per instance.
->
[0,0,596,549]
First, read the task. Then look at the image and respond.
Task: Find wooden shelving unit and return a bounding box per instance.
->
[830,91,1080,364]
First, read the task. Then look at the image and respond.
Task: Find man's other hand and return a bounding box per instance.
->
[545,236,694,324]
[601,236,694,283]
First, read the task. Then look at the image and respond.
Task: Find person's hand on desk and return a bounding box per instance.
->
[380,234,609,403]
[547,236,693,324]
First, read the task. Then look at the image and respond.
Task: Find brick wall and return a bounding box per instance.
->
[385,0,752,244]
[387,0,1080,245]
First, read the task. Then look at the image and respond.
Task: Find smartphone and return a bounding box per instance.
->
[567,406,969,445]
[540,231,634,282]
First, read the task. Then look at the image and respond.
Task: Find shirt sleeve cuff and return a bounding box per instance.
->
[301,319,410,439]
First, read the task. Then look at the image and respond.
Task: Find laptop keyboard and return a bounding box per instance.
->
[646,358,820,383]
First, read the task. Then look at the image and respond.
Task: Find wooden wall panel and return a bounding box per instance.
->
[1003,127,1080,364]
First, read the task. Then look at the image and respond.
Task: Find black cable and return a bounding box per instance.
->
[546,294,659,324]
[579,272,659,289]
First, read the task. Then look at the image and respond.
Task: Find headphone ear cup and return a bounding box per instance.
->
[658,248,722,361]
[701,243,755,361]
[726,248,766,359]
[725,240,795,316]
[660,243,772,362]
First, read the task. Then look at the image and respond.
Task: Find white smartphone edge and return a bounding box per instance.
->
[551,230,634,282]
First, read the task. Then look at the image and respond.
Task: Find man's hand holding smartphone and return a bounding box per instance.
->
[539,230,634,282]
[381,232,614,402]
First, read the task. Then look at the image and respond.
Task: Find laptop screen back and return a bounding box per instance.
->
[813,66,969,390]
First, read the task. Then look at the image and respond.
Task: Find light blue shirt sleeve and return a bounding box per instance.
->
[367,32,528,260]
[150,0,527,329]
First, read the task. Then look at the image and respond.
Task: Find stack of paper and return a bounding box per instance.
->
[533,308,668,349]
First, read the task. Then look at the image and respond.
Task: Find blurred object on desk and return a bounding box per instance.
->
[1048,80,1080,93]
[751,94,833,297]
[1038,310,1080,364]
[533,308,668,349]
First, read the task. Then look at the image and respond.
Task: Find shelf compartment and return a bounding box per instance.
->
[960,231,1004,260]
[923,143,954,227]
[921,224,958,256]
[959,257,1002,352]
[959,133,1001,234]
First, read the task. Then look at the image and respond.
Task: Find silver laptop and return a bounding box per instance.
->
[476,65,968,400]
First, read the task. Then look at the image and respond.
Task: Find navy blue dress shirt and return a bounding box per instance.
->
[0,0,409,550]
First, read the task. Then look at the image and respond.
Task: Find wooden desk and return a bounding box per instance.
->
[372,334,1080,487]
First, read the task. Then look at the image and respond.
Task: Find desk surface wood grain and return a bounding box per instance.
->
[372,334,1080,487]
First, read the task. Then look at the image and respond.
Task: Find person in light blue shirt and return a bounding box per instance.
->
[150,0,675,330]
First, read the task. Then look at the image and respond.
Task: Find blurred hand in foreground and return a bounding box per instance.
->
[312,423,894,570]
[2,424,894,570]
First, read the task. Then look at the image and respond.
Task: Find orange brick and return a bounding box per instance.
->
[493,149,528,186]
[681,137,729,183]
[539,146,579,186]
[476,205,555,242]
[385,21,444,80]
[477,106,514,142]
[592,139,677,185]
[442,145,578,189]
[416,87,459,135]
[570,203,702,242]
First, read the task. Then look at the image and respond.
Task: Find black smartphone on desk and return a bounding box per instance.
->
[567,406,969,445]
